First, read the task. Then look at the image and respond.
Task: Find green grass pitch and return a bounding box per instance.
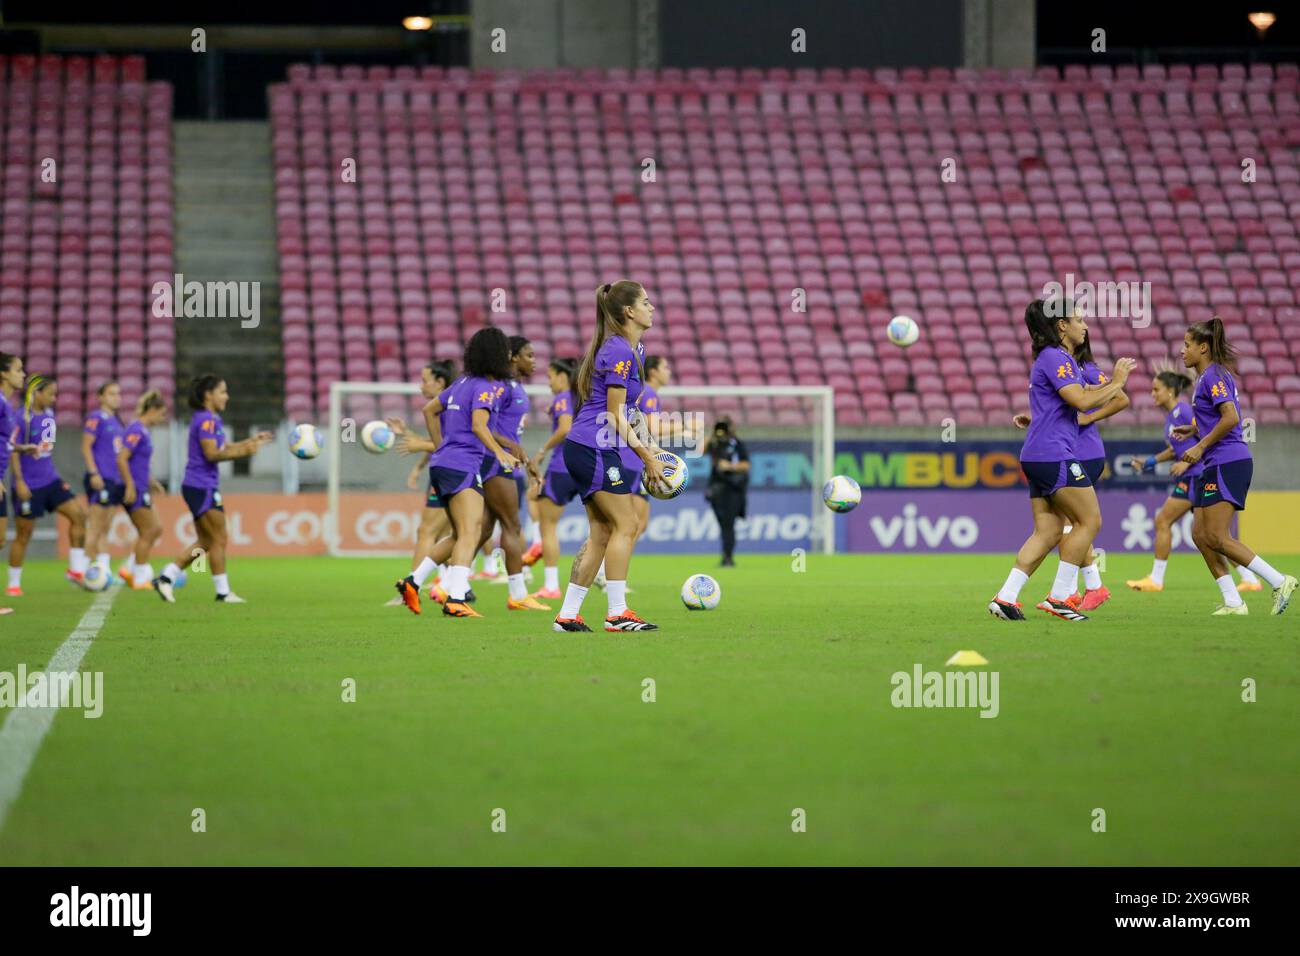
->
[1,553,1296,865]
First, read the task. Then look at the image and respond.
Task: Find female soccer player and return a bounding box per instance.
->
[394,328,522,618]
[7,375,91,595]
[1173,317,1295,615]
[153,375,274,604]
[116,390,168,590]
[1124,371,1260,594]
[0,352,36,612]
[1009,329,1131,611]
[529,356,578,600]
[553,280,668,633]
[82,381,127,581]
[385,358,456,606]
[989,299,1134,621]
[1062,332,1129,610]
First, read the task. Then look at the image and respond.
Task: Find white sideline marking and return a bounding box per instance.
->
[0,588,117,834]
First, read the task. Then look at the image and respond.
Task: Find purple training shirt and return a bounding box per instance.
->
[17,410,60,487]
[184,410,224,489]
[1165,400,1203,478]
[122,420,154,490]
[1192,364,1251,467]
[567,336,644,468]
[546,390,573,476]
[0,395,17,483]
[83,409,125,482]
[430,376,497,473]
[1020,345,1084,463]
[495,379,528,447]
[1075,361,1107,461]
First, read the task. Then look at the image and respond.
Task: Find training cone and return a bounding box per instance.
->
[946,650,989,667]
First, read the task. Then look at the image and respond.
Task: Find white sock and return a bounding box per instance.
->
[411,556,437,587]
[1235,564,1259,584]
[96,552,110,572]
[133,561,153,584]
[524,517,540,546]
[213,572,230,597]
[1050,562,1080,602]
[1082,562,1102,591]
[560,582,588,619]
[607,580,628,617]
[69,547,88,574]
[1217,574,1243,607]
[997,568,1029,604]
[435,563,446,582]
[507,573,527,600]
[1246,556,1284,589]
[447,564,470,601]
[1151,558,1168,586]
[544,565,559,591]
[162,562,181,582]
[8,566,21,588]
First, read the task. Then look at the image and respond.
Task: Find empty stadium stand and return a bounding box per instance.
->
[0,54,174,422]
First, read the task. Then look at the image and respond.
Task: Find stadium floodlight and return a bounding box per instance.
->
[326,381,835,558]
[402,16,434,31]
[1248,11,1276,37]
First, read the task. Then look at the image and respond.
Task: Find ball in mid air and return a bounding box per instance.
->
[361,420,395,454]
[822,475,862,513]
[288,424,324,460]
[886,314,920,348]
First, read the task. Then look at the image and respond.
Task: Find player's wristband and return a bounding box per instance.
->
[1142,456,1157,474]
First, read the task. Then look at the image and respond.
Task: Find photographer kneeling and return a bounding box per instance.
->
[703,416,750,567]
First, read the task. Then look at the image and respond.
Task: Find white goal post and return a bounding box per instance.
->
[326,380,835,556]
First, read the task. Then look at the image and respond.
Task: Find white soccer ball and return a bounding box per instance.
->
[681,573,721,610]
[647,451,689,500]
[82,564,111,592]
[822,475,862,513]
[886,314,920,348]
[361,420,395,454]
[288,423,324,460]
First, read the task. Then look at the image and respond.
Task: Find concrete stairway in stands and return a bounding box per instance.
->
[171,120,282,454]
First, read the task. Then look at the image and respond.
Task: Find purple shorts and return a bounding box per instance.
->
[541,468,579,506]
[1194,459,1253,511]
[429,466,483,501]
[182,484,223,519]
[562,441,643,502]
[480,452,517,484]
[1021,459,1092,499]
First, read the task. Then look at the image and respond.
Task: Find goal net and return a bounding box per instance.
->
[324,381,834,557]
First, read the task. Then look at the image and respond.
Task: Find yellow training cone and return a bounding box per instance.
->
[946,650,989,667]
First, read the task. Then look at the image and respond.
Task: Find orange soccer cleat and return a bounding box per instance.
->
[394,576,421,614]
[1126,576,1164,592]
[1079,586,1111,611]
[442,599,482,618]
[604,609,659,632]
[507,595,552,611]
[521,541,544,566]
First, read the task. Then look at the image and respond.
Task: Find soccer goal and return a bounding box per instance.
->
[325,380,834,557]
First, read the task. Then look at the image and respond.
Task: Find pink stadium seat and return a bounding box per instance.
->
[265,65,1300,421]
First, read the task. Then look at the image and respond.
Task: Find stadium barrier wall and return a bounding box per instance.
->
[50,488,1300,557]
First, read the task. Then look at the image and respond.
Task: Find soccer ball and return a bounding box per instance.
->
[361,420,395,454]
[288,424,323,460]
[681,573,721,610]
[82,564,111,592]
[886,314,920,348]
[822,475,862,513]
[646,451,689,500]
